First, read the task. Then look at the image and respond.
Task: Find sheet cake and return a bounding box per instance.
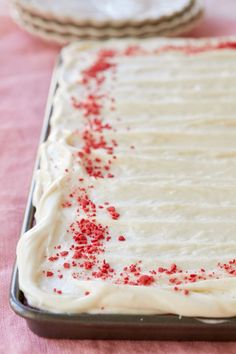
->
[17,38,236,317]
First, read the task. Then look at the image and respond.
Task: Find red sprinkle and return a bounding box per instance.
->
[73,251,82,259]
[48,256,58,262]
[138,275,154,286]
[62,201,72,208]
[46,271,54,277]
[63,263,70,269]
[118,235,126,241]
[60,251,69,257]
[107,206,120,220]
[158,267,165,273]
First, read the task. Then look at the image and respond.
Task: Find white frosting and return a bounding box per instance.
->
[17,38,236,316]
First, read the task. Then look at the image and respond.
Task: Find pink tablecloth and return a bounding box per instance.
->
[1,0,236,352]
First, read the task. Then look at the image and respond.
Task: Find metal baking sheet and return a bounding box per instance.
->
[9,55,236,340]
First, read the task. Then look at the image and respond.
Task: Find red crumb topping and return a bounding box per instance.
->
[82,49,116,83]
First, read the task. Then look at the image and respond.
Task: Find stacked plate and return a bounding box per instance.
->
[11,0,203,44]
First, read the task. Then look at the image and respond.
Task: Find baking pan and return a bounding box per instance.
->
[9,56,236,340]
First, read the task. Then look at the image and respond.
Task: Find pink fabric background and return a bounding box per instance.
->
[1,0,236,352]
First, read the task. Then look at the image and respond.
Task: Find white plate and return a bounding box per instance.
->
[12,1,203,43]
[14,0,194,27]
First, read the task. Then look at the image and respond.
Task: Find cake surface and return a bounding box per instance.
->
[17,38,236,316]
